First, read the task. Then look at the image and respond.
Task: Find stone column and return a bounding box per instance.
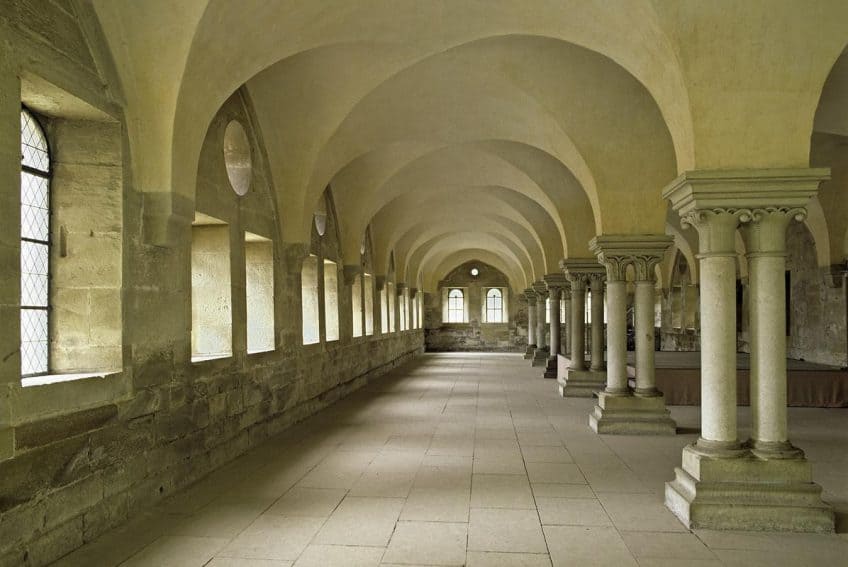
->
[568,275,587,371]
[589,274,606,372]
[558,260,606,397]
[588,237,675,435]
[742,209,805,458]
[524,289,537,359]
[532,282,548,367]
[633,252,669,397]
[544,274,567,378]
[562,285,572,356]
[663,169,833,533]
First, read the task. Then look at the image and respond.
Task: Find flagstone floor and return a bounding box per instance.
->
[54,353,848,566]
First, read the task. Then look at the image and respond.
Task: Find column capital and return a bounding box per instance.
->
[589,236,672,282]
[588,272,606,291]
[409,287,419,298]
[543,273,568,292]
[375,275,386,291]
[395,282,407,295]
[663,168,827,255]
[524,288,538,305]
[560,258,604,289]
[532,281,548,299]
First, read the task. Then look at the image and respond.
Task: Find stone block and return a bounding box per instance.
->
[589,392,676,435]
[42,475,103,531]
[0,428,12,462]
[82,491,128,542]
[14,405,117,451]
[26,516,84,567]
[0,499,45,555]
[666,445,834,532]
[557,370,605,398]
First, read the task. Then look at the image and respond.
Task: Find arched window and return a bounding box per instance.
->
[20,109,51,376]
[447,288,464,322]
[486,288,504,323]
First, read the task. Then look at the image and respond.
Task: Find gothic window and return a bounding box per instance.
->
[486,288,504,323]
[20,109,51,376]
[447,288,465,323]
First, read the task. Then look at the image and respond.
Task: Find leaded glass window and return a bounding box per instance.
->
[447,289,464,323]
[486,288,504,323]
[20,109,51,376]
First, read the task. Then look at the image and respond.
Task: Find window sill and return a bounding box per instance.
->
[247,348,275,356]
[21,370,120,388]
[191,354,233,363]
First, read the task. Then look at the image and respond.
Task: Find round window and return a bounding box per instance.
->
[470,268,479,276]
[223,121,252,196]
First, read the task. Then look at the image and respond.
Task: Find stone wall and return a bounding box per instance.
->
[0,20,426,566]
[786,222,847,366]
[423,261,527,352]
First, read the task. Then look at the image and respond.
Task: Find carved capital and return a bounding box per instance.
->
[375,276,386,291]
[532,281,548,300]
[740,206,808,255]
[664,168,826,256]
[560,258,605,288]
[589,236,671,282]
[587,272,606,292]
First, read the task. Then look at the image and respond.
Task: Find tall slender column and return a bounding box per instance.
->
[562,285,571,356]
[589,274,606,372]
[567,275,587,370]
[686,211,743,451]
[664,169,832,533]
[544,274,567,378]
[633,250,670,396]
[532,283,548,367]
[742,208,806,458]
[589,237,675,435]
[558,260,606,397]
[524,289,537,360]
[604,276,628,394]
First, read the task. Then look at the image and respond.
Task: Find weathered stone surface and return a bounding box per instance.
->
[15,405,117,451]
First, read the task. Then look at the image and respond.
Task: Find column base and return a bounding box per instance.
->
[543,356,558,379]
[557,369,606,398]
[665,444,834,532]
[589,391,677,435]
[523,344,536,360]
[532,348,549,367]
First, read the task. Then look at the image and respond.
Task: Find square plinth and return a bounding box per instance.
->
[557,369,605,398]
[665,445,834,532]
[589,392,676,435]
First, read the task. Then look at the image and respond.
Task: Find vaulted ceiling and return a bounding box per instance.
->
[91,0,848,289]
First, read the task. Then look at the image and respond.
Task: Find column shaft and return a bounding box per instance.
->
[536,296,546,349]
[527,299,537,346]
[549,289,561,358]
[605,280,628,394]
[749,253,788,445]
[563,295,571,356]
[699,253,738,445]
[635,281,658,395]
[590,281,605,371]
[570,282,586,370]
